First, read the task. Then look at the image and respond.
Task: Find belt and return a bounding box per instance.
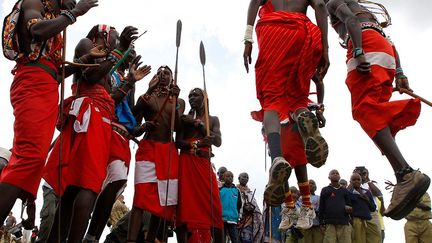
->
[24,62,60,84]
[343,22,386,48]
[112,124,139,144]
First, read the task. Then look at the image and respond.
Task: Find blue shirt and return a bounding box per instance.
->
[220,184,242,223]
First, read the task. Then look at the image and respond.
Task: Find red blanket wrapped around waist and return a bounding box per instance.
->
[177,146,224,230]
[133,139,179,220]
[253,11,322,121]
[44,83,115,195]
[345,30,420,138]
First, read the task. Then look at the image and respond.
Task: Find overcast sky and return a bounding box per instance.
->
[1,0,432,241]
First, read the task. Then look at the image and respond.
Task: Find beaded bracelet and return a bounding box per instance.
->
[60,10,76,24]
[113,49,124,56]
[107,53,120,64]
[353,47,364,58]
[395,67,404,75]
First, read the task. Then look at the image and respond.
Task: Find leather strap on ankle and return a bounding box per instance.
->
[395,166,414,182]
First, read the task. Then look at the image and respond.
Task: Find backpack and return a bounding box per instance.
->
[2,0,24,60]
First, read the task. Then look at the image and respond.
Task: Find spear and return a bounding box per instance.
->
[162,19,182,240]
[200,41,211,136]
[199,40,216,239]
[397,88,432,107]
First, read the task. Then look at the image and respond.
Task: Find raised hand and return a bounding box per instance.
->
[128,55,151,83]
[89,44,107,58]
[243,42,253,73]
[147,74,159,94]
[71,0,98,17]
[119,26,139,52]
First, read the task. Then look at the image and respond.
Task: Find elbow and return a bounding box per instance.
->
[214,139,222,147]
[315,2,327,12]
[30,25,53,42]
[345,16,360,31]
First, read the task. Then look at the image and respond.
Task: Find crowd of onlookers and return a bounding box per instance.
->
[215,166,431,243]
[1,142,431,243]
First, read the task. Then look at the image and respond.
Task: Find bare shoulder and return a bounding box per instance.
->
[21,0,44,13]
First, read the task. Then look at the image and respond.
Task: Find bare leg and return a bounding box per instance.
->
[0,183,21,222]
[372,127,409,176]
[145,215,161,242]
[67,188,97,243]
[294,165,308,183]
[263,110,281,161]
[211,227,224,243]
[127,207,144,242]
[47,186,77,242]
[86,180,127,239]
[373,127,430,220]
[175,225,188,243]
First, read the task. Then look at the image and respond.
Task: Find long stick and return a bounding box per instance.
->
[199,40,216,239]
[269,206,272,242]
[56,27,67,243]
[162,19,182,240]
[399,88,432,107]
[199,41,210,135]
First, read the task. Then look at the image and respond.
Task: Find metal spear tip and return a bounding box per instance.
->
[176,20,182,47]
[200,41,206,66]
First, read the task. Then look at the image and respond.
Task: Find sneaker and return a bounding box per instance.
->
[297,111,328,168]
[384,170,430,220]
[264,157,292,206]
[296,206,316,230]
[279,206,299,231]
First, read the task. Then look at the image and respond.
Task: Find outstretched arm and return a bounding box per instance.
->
[23,0,98,42]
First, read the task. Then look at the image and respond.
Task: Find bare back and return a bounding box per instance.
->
[329,0,379,39]
[270,0,310,14]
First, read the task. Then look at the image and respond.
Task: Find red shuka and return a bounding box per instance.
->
[133,139,179,221]
[0,59,59,199]
[43,83,115,196]
[176,151,224,231]
[281,123,308,168]
[346,29,420,138]
[253,2,322,121]
[109,124,131,169]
